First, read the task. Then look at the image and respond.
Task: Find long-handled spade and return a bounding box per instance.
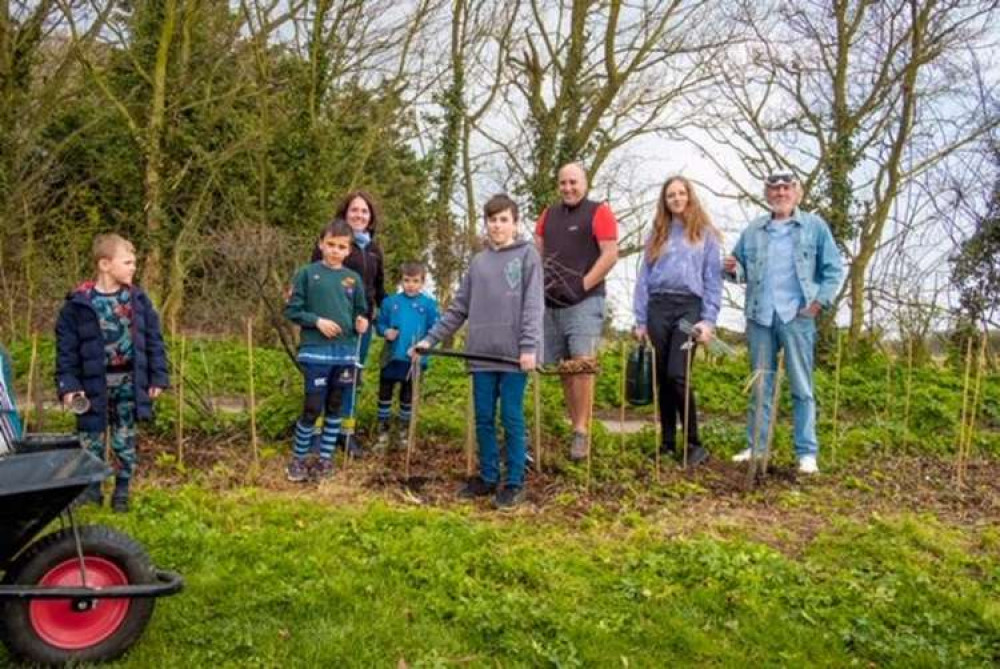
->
[404,359,422,483]
[413,346,545,480]
[340,335,365,469]
[680,334,695,470]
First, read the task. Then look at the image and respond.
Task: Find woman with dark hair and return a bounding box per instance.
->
[633,176,722,467]
[311,190,386,456]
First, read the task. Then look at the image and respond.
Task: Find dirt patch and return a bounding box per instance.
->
[139,434,1000,553]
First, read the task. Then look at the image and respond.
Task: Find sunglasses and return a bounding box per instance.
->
[765,172,798,186]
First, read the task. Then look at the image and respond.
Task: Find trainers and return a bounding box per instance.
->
[683,445,710,468]
[285,457,309,483]
[313,458,335,480]
[458,476,497,499]
[731,448,753,462]
[344,434,365,459]
[494,485,525,509]
[374,423,390,453]
[110,493,130,513]
[798,455,819,474]
[658,442,677,458]
[397,426,410,448]
[569,432,589,461]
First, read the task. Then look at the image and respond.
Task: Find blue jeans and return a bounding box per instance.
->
[745,316,818,458]
[338,328,373,420]
[472,371,528,487]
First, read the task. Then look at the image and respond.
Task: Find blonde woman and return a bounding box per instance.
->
[633,176,722,467]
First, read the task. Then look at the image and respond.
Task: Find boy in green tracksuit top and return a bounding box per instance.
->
[284,220,369,481]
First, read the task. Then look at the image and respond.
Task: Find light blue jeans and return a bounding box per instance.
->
[745,316,818,458]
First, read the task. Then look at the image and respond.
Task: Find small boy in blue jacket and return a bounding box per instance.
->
[374,262,438,449]
[55,234,169,512]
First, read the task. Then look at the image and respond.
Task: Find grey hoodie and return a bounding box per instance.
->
[425,237,544,372]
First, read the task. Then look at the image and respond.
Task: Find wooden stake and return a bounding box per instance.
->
[830,329,844,466]
[533,370,543,474]
[246,318,258,469]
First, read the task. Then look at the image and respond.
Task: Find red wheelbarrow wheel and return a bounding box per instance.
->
[0,525,157,665]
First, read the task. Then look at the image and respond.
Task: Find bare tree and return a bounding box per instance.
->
[486,0,731,216]
[690,0,999,343]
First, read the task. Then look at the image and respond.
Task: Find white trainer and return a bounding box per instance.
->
[798,455,819,474]
[731,448,753,462]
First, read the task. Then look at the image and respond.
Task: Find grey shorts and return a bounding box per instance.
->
[543,295,605,364]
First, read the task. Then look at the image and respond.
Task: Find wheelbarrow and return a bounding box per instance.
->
[0,439,183,665]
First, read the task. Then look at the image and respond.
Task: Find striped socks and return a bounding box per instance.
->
[293,421,313,459]
[319,416,342,460]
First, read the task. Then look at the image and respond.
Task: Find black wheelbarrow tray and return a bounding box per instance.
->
[0,445,182,665]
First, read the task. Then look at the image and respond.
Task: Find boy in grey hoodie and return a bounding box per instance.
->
[415,194,544,509]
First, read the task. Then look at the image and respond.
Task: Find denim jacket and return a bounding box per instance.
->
[724,208,843,324]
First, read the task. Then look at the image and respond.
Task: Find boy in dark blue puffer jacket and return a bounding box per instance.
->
[55,234,169,512]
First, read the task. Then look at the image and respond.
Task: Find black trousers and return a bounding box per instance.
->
[647,293,702,449]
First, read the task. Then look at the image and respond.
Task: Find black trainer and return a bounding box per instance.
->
[683,445,710,468]
[494,485,526,509]
[343,434,365,459]
[658,442,677,458]
[110,477,130,513]
[458,476,497,499]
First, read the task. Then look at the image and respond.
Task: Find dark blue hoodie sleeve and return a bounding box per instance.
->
[54,303,84,398]
[141,293,170,389]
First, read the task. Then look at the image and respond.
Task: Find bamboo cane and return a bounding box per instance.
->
[746,339,769,490]
[585,365,595,490]
[199,339,216,413]
[246,319,258,470]
[177,334,186,466]
[956,336,974,487]
[24,332,38,431]
[650,345,661,480]
[962,333,988,483]
[533,370,543,474]
[883,348,894,422]
[902,338,913,448]
[682,336,694,470]
[465,378,475,476]
[619,339,627,455]
[830,329,844,466]
[760,351,785,477]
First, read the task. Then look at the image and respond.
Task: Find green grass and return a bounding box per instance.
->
[5,487,995,667]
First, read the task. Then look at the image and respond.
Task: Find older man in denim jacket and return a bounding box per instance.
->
[723,172,843,474]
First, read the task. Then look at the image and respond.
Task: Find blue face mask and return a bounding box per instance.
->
[354,230,371,249]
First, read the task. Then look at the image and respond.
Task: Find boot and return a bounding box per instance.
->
[110,477,130,513]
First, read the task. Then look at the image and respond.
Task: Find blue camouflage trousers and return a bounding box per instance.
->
[79,375,138,479]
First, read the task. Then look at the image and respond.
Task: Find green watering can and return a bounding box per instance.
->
[626,343,654,406]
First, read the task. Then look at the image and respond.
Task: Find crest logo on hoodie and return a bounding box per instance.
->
[504,257,522,290]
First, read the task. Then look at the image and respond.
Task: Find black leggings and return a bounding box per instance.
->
[300,385,344,425]
[647,293,702,448]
